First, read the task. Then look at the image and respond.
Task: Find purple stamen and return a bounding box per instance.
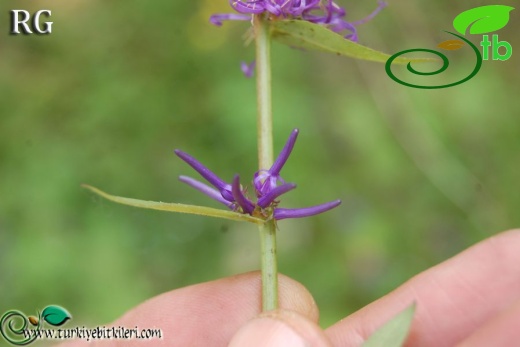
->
[231,175,256,214]
[274,199,341,220]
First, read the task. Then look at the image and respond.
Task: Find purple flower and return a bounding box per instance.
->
[175,129,341,220]
[240,60,256,78]
[209,0,387,41]
[254,128,298,197]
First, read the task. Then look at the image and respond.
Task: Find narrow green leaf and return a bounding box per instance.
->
[362,303,416,347]
[270,20,434,64]
[453,5,515,35]
[42,306,71,327]
[82,184,264,225]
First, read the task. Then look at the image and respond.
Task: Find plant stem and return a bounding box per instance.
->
[254,14,278,312]
[259,218,278,311]
[254,15,273,169]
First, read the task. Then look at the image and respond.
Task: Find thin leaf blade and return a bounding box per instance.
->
[270,20,434,64]
[362,303,416,347]
[82,184,264,224]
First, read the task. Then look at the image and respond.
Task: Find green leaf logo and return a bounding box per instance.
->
[41,306,71,326]
[453,5,515,35]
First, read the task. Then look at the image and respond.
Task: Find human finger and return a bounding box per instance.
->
[229,309,332,347]
[455,298,520,347]
[325,229,520,347]
[57,271,318,347]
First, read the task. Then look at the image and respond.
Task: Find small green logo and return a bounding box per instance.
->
[0,305,71,345]
[386,5,514,89]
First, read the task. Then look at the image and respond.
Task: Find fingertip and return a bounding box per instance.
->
[229,310,332,347]
[104,272,318,346]
[279,273,320,323]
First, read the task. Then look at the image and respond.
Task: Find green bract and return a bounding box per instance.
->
[362,303,416,347]
[270,20,434,64]
[82,185,265,225]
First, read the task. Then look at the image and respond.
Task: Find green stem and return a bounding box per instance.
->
[254,15,273,169]
[260,218,278,311]
[254,15,278,312]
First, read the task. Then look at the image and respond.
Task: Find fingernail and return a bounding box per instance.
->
[229,316,308,347]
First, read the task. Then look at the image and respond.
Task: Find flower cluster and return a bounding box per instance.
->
[210,0,387,41]
[175,129,341,220]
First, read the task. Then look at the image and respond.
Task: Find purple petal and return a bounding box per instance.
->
[328,17,356,31]
[220,185,235,202]
[209,13,251,26]
[270,128,299,175]
[327,1,346,16]
[274,199,341,220]
[257,183,296,208]
[301,0,385,42]
[231,175,255,214]
[253,129,297,196]
[174,149,229,192]
[240,60,256,78]
[288,0,320,16]
[179,176,234,208]
[230,0,266,14]
[352,1,387,26]
[328,18,358,40]
[264,2,283,16]
[345,32,358,42]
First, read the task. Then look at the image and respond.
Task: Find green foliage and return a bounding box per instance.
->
[271,20,434,64]
[82,185,264,224]
[362,304,416,347]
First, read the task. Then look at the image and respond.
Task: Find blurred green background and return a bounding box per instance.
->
[1,0,519,333]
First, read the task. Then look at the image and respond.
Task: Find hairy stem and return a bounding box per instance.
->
[254,14,278,311]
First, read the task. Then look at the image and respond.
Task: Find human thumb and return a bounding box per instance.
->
[228,309,332,347]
